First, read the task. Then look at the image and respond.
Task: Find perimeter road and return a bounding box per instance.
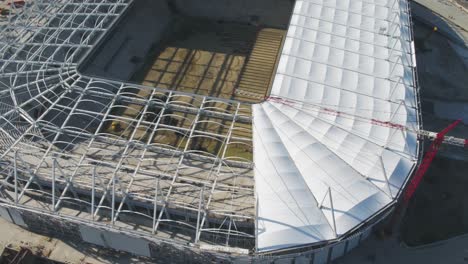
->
[338,232,468,264]
[412,0,468,43]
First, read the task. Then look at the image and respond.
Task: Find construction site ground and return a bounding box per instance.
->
[401,1,468,248]
[0,217,154,264]
[398,13,468,245]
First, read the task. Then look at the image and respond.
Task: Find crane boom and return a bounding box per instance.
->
[265,96,468,148]
[371,118,467,148]
[403,119,462,203]
[419,130,468,148]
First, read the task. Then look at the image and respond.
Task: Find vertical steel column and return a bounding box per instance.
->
[112,172,115,226]
[380,156,393,197]
[92,165,96,221]
[329,187,337,237]
[52,157,56,212]
[13,150,18,204]
[152,178,159,235]
[226,215,232,246]
[255,198,259,251]
[195,185,205,243]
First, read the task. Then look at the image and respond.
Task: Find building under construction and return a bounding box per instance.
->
[0,0,421,263]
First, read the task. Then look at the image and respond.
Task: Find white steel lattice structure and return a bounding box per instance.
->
[0,0,421,259]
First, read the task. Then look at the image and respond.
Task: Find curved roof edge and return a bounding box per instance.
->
[253,0,420,252]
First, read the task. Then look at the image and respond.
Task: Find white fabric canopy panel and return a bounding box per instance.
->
[253,0,420,252]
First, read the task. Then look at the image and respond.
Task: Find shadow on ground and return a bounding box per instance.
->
[401,157,468,246]
[399,6,468,247]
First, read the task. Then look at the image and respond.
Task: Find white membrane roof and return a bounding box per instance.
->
[253,0,420,251]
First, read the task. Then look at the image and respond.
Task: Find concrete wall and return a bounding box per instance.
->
[80,0,295,83]
[174,0,295,29]
[0,204,382,263]
[81,0,172,81]
[0,205,215,263]
[80,225,152,257]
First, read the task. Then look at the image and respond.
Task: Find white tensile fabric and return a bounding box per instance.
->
[253,0,419,251]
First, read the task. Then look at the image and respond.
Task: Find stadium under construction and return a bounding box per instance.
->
[0,0,421,263]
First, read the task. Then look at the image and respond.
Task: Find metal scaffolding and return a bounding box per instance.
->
[0,0,255,250]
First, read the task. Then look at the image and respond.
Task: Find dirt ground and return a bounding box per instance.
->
[0,217,156,264]
[413,20,468,102]
[401,157,468,246]
[399,19,468,246]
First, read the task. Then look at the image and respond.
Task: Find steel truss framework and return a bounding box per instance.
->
[0,0,256,251]
[0,0,422,257]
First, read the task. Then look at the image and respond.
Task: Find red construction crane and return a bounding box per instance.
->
[403,119,462,203]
